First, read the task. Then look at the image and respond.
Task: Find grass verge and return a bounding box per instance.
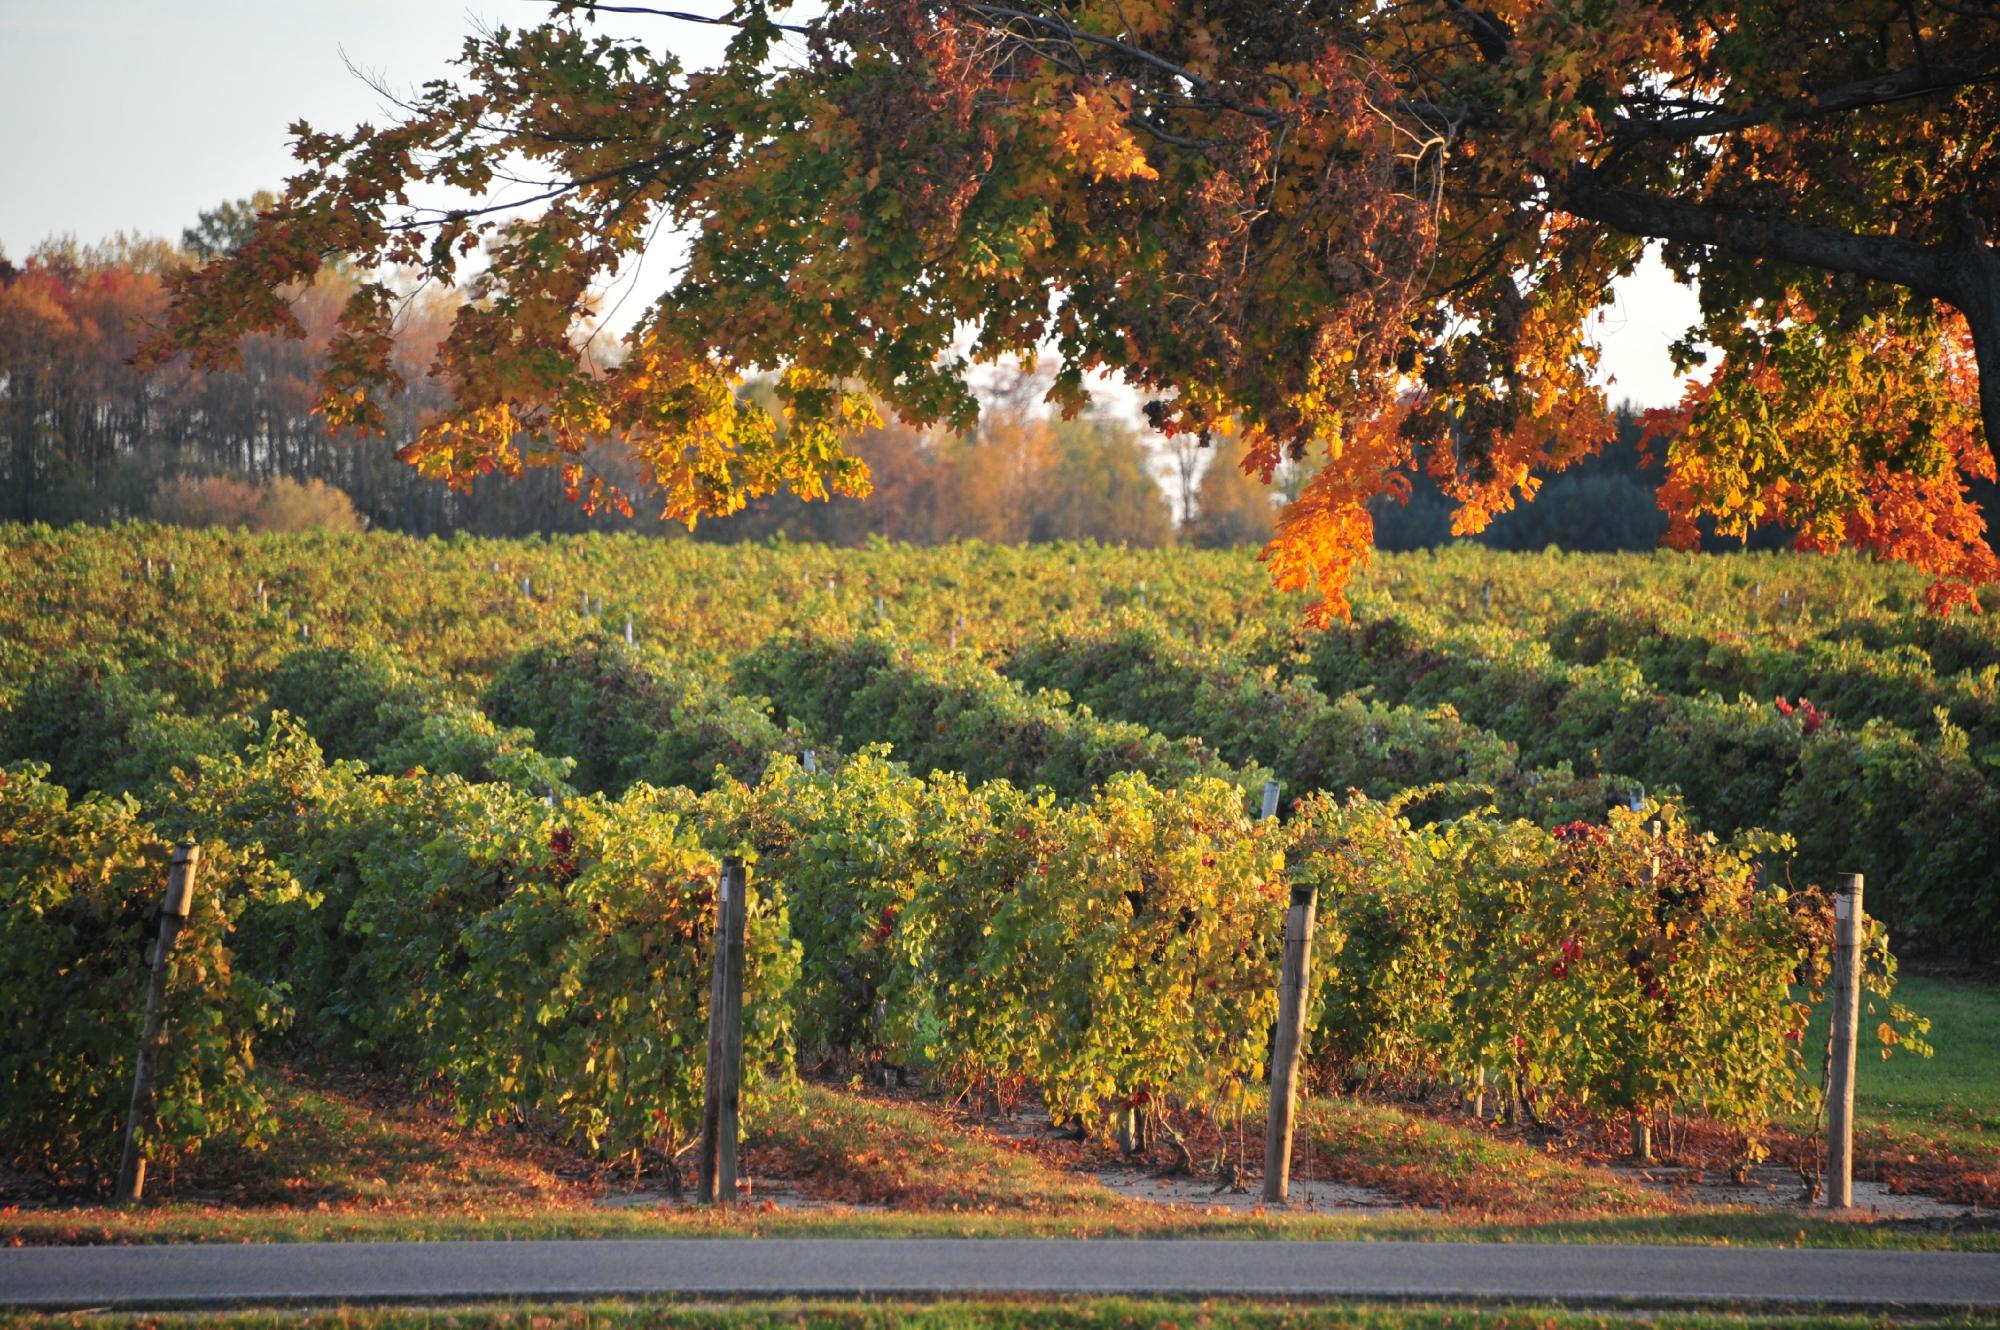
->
[4,978,1993,1251]
[1816,973,2000,1208]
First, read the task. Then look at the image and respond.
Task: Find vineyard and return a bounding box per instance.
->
[2,523,1992,1219]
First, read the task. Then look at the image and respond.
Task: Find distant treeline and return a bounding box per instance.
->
[1368,408,1754,554]
[0,220,1187,546]
[13,205,1985,552]
[0,226,679,539]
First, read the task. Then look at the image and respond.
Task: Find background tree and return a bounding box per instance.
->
[0,209,1181,544]
[181,192,282,264]
[151,474,364,533]
[699,401,1174,545]
[143,2,2000,617]
[1029,416,1174,546]
[0,212,694,535]
[1187,440,1280,549]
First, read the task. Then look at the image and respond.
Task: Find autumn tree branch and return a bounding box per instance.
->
[1559,174,2000,443]
[1610,51,2000,140]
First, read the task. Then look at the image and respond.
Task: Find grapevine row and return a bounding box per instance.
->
[1006,614,1631,825]
[1306,604,2000,948]
[736,632,1262,802]
[2,686,1913,1187]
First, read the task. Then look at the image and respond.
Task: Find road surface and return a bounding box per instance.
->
[3,1238,1998,1311]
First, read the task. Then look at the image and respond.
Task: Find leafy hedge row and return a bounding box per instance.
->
[162,719,800,1169]
[1293,797,1924,1138]
[1549,605,2000,762]
[266,644,575,793]
[0,652,245,798]
[484,631,803,795]
[737,632,1261,802]
[672,751,1903,1147]
[1334,543,1999,669]
[1007,617,1632,824]
[1309,606,2000,951]
[0,764,296,1187]
[666,753,1289,1125]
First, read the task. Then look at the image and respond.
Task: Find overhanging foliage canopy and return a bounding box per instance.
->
[146,0,2000,617]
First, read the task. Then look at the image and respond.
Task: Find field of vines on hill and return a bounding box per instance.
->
[2,523,1986,1191]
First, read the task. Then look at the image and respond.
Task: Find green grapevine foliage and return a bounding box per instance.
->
[0,764,297,1186]
[0,527,1965,1181]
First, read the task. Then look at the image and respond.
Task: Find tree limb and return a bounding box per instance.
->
[1611,51,2000,141]
[1557,175,1959,295]
[1561,174,2000,443]
[560,2,812,33]
[963,4,1287,125]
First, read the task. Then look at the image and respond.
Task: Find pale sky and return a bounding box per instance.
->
[0,1,1702,408]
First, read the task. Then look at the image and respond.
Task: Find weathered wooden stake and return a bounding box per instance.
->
[1629,1112,1653,1163]
[1260,779,1281,822]
[624,613,634,645]
[1118,1104,1148,1155]
[1631,821,1659,1163]
[802,750,818,775]
[1262,878,1318,1204]
[699,857,749,1203]
[116,842,200,1205]
[1825,872,1864,1209]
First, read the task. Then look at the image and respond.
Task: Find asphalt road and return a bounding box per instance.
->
[3,1239,1998,1311]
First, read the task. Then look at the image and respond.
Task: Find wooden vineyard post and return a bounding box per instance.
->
[116,841,200,1205]
[699,856,749,1203]
[1629,1112,1652,1164]
[1117,1102,1147,1155]
[1825,872,1864,1209]
[1262,880,1317,1203]
[1630,819,1662,1163]
[1258,779,1320,1204]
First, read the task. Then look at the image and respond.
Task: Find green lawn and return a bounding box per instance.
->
[1799,971,1999,1205]
[1833,973,2000,1142]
